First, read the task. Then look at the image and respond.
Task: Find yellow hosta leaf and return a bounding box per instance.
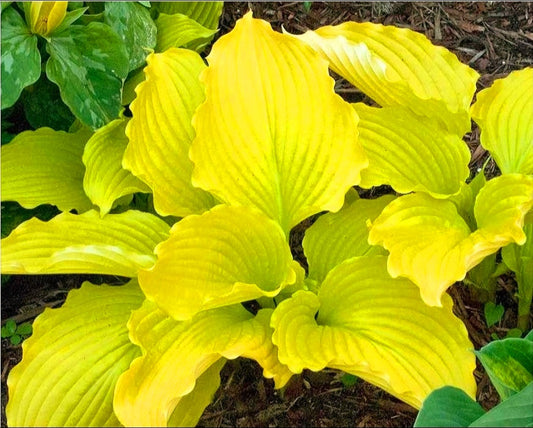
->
[114,301,292,426]
[471,67,533,175]
[83,118,150,216]
[1,127,93,213]
[7,280,143,427]
[369,174,533,306]
[270,256,476,409]
[156,1,223,30]
[354,103,470,197]
[303,195,394,284]
[191,12,367,233]
[292,21,479,135]
[1,210,170,277]
[139,205,296,320]
[155,13,217,53]
[123,48,216,217]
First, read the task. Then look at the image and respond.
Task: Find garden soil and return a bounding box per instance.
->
[2,2,533,427]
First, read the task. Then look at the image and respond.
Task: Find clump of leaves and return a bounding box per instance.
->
[1,320,32,346]
[1,8,532,428]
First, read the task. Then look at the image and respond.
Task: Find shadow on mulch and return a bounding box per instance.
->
[2,2,532,427]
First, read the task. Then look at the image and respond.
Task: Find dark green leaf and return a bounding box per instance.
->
[1,2,13,12]
[414,386,484,427]
[2,319,17,337]
[1,7,40,109]
[104,2,156,72]
[1,202,60,238]
[475,337,533,401]
[21,74,75,131]
[10,334,22,346]
[16,322,32,336]
[470,382,533,427]
[484,302,504,328]
[340,373,358,387]
[46,22,129,129]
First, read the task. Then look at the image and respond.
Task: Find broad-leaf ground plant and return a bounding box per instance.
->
[1,7,533,427]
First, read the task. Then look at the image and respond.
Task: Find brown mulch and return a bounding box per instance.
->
[2,2,532,427]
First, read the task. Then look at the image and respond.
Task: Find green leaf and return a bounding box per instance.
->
[1,7,40,109]
[1,127,93,213]
[484,302,504,328]
[51,6,88,35]
[303,195,393,284]
[1,202,59,239]
[155,13,217,52]
[21,73,75,131]
[1,209,170,277]
[46,22,129,129]
[10,335,22,346]
[104,2,156,72]
[2,319,17,337]
[475,337,533,400]
[6,280,144,427]
[414,386,485,427]
[82,118,150,215]
[15,322,32,336]
[340,373,359,387]
[470,382,533,427]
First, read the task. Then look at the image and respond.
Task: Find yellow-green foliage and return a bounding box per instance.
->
[2,11,532,427]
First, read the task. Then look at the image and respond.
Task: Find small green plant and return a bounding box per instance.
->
[1,320,33,346]
[1,6,532,428]
[415,331,533,427]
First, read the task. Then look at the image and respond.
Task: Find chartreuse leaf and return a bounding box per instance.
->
[471,68,533,175]
[123,48,215,217]
[155,13,217,52]
[167,359,225,427]
[450,170,487,231]
[292,21,479,135]
[46,22,129,129]
[369,174,533,306]
[1,127,93,212]
[156,1,223,30]
[1,210,169,277]
[6,280,143,427]
[414,386,485,427]
[104,2,157,72]
[502,219,533,330]
[475,336,533,401]
[271,256,476,409]
[303,195,394,285]
[139,205,297,321]
[353,103,470,197]
[191,13,367,234]
[114,300,292,426]
[82,118,150,216]
[1,7,41,109]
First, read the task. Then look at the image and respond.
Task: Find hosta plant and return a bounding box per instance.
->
[2,11,533,427]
